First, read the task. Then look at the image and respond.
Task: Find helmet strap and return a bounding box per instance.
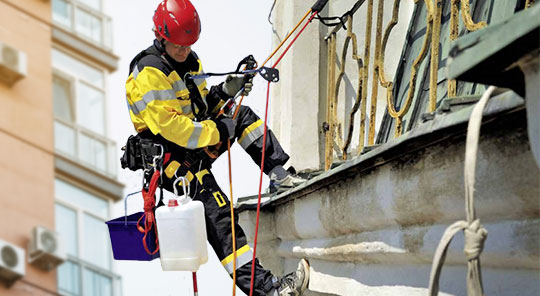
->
[158,38,167,53]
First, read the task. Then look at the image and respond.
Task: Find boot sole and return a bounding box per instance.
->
[300,258,310,294]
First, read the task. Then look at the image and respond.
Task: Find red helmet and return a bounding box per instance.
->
[153,0,201,46]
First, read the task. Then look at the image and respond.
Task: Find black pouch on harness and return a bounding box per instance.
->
[120,135,144,171]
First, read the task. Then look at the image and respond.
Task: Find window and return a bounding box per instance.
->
[52,48,116,177]
[55,178,119,296]
[52,0,112,50]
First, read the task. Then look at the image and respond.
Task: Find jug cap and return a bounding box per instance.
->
[168,199,179,207]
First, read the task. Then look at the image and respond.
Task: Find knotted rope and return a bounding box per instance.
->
[428,86,496,296]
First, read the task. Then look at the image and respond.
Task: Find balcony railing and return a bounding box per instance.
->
[54,118,117,178]
[52,0,113,50]
[321,0,522,170]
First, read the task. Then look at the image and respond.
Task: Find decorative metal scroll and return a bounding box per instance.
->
[324,0,491,170]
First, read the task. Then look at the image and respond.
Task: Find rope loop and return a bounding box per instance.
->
[315,0,363,28]
[464,219,488,261]
[428,86,496,296]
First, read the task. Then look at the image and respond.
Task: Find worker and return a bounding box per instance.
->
[124,0,309,295]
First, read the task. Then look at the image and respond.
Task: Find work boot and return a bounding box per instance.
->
[269,173,306,193]
[274,259,310,296]
[269,166,307,194]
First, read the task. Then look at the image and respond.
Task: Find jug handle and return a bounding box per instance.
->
[173,175,190,200]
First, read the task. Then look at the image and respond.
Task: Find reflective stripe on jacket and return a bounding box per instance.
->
[126,45,224,149]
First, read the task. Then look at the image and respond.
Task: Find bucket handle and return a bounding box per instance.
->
[124,191,142,226]
[173,176,190,199]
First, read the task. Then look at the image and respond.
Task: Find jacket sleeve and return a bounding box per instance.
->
[126,65,221,149]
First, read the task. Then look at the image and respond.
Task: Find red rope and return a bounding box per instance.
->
[137,169,160,255]
[249,80,271,296]
[249,12,318,296]
[192,272,199,296]
[272,12,317,68]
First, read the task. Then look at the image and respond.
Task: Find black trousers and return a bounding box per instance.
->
[144,106,288,295]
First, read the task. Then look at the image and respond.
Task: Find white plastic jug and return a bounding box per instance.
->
[155,177,208,271]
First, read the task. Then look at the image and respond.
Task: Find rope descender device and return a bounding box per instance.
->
[189,55,280,83]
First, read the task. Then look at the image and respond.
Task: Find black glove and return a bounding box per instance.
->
[222,74,253,97]
[213,117,237,142]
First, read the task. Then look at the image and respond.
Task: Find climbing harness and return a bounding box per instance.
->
[184,73,209,121]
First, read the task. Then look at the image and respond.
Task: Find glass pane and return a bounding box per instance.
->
[53,76,73,122]
[52,49,104,88]
[82,214,110,269]
[78,134,107,173]
[77,83,104,134]
[52,0,71,28]
[78,0,101,11]
[54,121,75,156]
[55,179,108,217]
[103,17,112,49]
[75,8,103,45]
[57,261,81,296]
[107,144,116,176]
[55,204,78,256]
[83,269,112,296]
[94,138,107,172]
[78,134,93,168]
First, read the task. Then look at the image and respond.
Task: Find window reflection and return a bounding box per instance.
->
[75,8,103,44]
[55,178,115,295]
[52,0,72,28]
[77,82,104,134]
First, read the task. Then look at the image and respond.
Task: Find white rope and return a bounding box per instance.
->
[428,86,496,296]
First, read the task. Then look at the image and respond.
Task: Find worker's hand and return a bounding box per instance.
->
[222,74,253,97]
[213,117,237,142]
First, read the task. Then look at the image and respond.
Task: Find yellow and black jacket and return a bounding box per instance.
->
[125,40,228,149]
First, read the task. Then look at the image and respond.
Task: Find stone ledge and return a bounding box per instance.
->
[237,90,525,212]
[276,219,539,270]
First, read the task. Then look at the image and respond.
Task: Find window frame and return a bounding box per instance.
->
[53,73,76,123]
[54,176,120,296]
[52,0,112,50]
[52,45,116,177]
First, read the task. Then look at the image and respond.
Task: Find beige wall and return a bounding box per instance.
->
[269,0,414,170]
[0,0,55,294]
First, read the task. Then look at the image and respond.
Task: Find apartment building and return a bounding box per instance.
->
[0,0,123,295]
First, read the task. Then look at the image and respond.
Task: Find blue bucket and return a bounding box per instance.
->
[105,192,159,261]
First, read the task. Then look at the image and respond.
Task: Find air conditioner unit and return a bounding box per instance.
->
[28,226,66,271]
[0,42,27,86]
[0,239,25,287]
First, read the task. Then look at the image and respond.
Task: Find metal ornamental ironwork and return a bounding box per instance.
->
[324,0,492,170]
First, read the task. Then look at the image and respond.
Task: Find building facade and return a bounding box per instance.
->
[0,0,123,295]
[238,0,539,295]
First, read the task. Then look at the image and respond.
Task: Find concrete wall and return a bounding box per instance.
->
[240,108,540,295]
[269,0,415,171]
[0,0,56,294]
[269,0,323,171]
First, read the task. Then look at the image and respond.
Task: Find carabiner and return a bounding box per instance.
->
[151,144,164,168]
